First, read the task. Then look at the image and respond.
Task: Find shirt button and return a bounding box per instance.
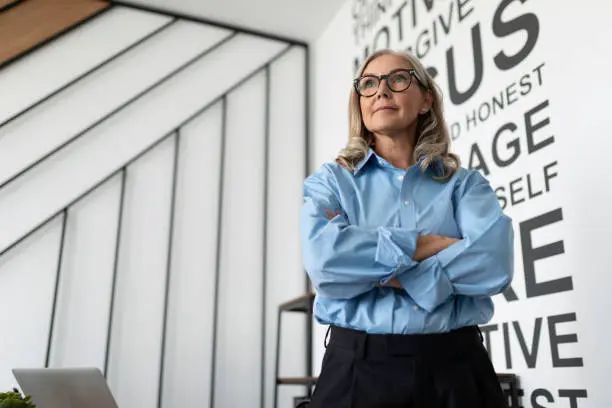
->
[413,306,419,311]
[397,175,404,181]
[403,200,409,205]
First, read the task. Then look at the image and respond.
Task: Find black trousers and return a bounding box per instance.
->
[308,325,507,408]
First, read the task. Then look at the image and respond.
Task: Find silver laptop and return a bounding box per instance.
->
[12,367,119,408]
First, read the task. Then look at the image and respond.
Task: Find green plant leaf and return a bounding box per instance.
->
[0,390,36,408]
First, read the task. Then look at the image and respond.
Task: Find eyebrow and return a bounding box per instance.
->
[361,67,413,76]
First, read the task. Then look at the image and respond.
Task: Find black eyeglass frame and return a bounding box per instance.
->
[353,68,426,97]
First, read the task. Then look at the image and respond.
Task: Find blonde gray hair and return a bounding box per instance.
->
[336,49,460,181]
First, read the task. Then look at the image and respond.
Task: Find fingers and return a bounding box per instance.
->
[382,277,403,289]
[324,209,340,220]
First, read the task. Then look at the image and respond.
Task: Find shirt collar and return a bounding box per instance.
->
[353,148,376,175]
[353,148,431,176]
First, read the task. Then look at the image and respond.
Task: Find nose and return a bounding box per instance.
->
[376,78,391,99]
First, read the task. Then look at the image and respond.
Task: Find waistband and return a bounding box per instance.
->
[326,325,483,359]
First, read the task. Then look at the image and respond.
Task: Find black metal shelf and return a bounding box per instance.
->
[273,291,315,408]
[277,376,318,386]
[278,292,315,313]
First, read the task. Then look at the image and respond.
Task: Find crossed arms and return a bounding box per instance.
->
[299,168,514,312]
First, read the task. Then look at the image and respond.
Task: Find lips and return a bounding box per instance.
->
[374,106,398,113]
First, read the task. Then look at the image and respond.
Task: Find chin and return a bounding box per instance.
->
[370,122,409,135]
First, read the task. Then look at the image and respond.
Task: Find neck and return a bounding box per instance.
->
[372,126,417,170]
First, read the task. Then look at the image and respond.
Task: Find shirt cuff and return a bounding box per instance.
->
[375,227,418,268]
[435,238,468,268]
[375,228,419,285]
[396,256,453,312]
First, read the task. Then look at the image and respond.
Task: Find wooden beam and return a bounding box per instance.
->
[0,0,110,68]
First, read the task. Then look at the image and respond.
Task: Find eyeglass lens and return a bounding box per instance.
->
[357,70,413,96]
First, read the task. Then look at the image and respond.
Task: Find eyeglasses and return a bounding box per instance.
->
[353,68,422,97]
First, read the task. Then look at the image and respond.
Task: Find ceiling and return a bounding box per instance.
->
[118,0,347,43]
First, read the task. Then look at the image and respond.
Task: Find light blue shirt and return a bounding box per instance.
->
[300,149,514,334]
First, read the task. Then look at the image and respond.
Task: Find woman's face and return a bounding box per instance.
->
[358,54,432,139]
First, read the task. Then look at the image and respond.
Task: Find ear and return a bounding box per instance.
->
[420,91,433,114]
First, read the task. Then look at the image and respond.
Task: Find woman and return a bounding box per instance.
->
[299,49,514,407]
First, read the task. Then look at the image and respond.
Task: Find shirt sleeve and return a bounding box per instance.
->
[396,170,514,312]
[300,166,420,300]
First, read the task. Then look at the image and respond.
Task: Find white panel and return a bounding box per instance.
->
[265,47,308,408]
[124,0,346,42]
[215,71,267,408]
[0,34,287,256]
[0,217,63,390]
[0,6,171,124]
[48,175,122,370]
[106,137,175,408]
[161,102,223,408]
[0,21,232,187]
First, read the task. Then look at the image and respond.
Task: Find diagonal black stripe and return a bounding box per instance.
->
[109,0,306,47]
[0,30,237,190]
[178,44,293,132]
[0,0,26,13]
[104,169,127,378]
[44,209,69,368]
[0,17,178,129]
[157,132,181,408]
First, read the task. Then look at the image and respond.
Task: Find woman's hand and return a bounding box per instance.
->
[382,277,404,289]
[324,209,340,220]
[413,235,459,261]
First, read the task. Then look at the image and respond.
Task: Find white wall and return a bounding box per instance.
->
[310,1,612,407]
[0,5,309,408]
[309,0,356,171]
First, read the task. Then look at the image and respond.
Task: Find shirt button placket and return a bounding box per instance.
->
[401,171,417,229]
[399,174,415,228]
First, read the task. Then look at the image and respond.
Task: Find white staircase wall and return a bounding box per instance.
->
[0,5,309,408]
